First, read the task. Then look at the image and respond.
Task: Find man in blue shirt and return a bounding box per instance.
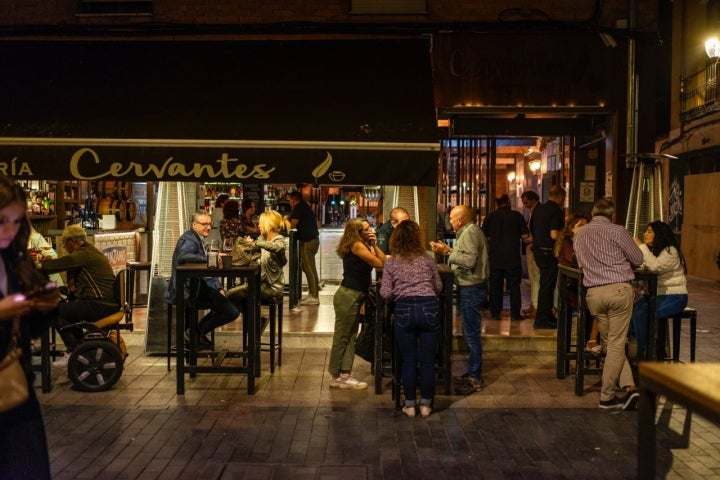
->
[164,211,239,349]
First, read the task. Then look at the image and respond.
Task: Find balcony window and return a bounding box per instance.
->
[680,62,720,122]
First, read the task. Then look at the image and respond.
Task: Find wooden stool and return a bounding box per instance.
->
[668,307,697,363]
[126,261,151,307]
[261,294,283,373]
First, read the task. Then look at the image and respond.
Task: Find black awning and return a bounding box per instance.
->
[0,40,439,185]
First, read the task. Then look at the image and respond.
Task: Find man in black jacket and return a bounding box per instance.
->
[482,195,530,320]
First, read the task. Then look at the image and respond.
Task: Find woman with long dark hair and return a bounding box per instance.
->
[380,220,441,418]
[631,220,688,359]
[0,175,61,478]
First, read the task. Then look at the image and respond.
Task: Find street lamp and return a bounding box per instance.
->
[706,37,720,59]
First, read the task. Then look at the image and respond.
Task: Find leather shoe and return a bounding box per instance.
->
[521,306,536,317]
[533,320,557,330]
[185,329,213,350]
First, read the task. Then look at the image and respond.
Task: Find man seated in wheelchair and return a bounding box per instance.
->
[38,224,120,368]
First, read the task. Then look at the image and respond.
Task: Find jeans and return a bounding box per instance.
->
[585,283,636,402]
[630,294,688,359]
[195,282,240,334]
[488,265,522,318]
[394,296,441,405]
[329,286,365,376]
[533,248,558,323]
[300,237,320,298]
[459,284,487,379]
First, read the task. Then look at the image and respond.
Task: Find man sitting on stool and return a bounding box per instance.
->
[164,210,240,349]
[40,224,117,368]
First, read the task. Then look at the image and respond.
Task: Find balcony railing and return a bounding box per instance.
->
[681,62,720,122]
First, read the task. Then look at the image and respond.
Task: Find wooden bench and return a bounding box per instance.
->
[638,362,720,480]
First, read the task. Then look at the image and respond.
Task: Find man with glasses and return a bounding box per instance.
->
[164,211,240,349]
[375,206,410,255]
[39,224,117,367]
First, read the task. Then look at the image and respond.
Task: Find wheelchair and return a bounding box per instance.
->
[59,269,133,392]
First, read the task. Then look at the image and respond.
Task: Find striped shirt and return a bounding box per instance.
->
[573,216,644,288]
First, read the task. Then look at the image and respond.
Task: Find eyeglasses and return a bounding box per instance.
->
[194,221,212,227]
[60,238,75,248]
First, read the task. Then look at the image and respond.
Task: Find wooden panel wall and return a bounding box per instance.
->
[682,173,720,281]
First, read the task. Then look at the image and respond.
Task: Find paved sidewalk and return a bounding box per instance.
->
[38,275,720,479]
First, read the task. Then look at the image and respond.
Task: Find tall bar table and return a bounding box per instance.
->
[175,263,261,395]
[556,265,658,396]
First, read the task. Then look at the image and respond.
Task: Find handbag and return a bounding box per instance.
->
[231,237,261,266]
[0,316,29,413]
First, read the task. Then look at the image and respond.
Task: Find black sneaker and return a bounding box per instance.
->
[599,390,639,410]
[467,376,487,392]
[185,329,213,350]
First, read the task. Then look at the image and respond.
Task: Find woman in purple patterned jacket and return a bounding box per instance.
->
[380,220,442,418]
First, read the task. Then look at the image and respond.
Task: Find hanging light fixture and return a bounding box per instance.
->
[529,159,541,173]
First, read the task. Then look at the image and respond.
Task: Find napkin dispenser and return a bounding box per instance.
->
[99,215,116,230]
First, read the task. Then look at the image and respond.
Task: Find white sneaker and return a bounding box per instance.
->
[329,373,368,390]
[300,296,319,306]
[52,352,71,368]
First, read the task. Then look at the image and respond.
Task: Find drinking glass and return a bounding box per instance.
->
[29,248,42,268]
[208,239,219,253]
[222,238,234,254]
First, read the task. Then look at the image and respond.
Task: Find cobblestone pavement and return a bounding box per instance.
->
[38,275,720,479]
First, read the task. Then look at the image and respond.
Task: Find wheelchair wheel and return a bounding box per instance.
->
[68,340,124,392]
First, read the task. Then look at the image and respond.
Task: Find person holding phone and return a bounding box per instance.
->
[0,175,61,478]
[327,217,385,389]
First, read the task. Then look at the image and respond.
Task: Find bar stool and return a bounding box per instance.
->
[126,261,151,324]
[667,307,697,363]
[260,294,283,373]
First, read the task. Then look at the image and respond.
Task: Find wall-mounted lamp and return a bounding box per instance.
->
[529,159,541,173]
[706,37,720,59]
[506,171,516,182]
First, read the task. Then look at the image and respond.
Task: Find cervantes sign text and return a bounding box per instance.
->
[2,144,438,186]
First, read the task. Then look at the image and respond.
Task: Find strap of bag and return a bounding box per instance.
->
[9,316,20,349]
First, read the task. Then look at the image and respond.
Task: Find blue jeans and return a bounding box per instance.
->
[631,294,688,359]
[459,284,488,379]
[394,296,441,405]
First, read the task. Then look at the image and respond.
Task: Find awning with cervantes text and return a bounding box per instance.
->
[0,40,439,186]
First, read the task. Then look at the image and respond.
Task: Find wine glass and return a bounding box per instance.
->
[222,238,235,254]
[208,239,219,253]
